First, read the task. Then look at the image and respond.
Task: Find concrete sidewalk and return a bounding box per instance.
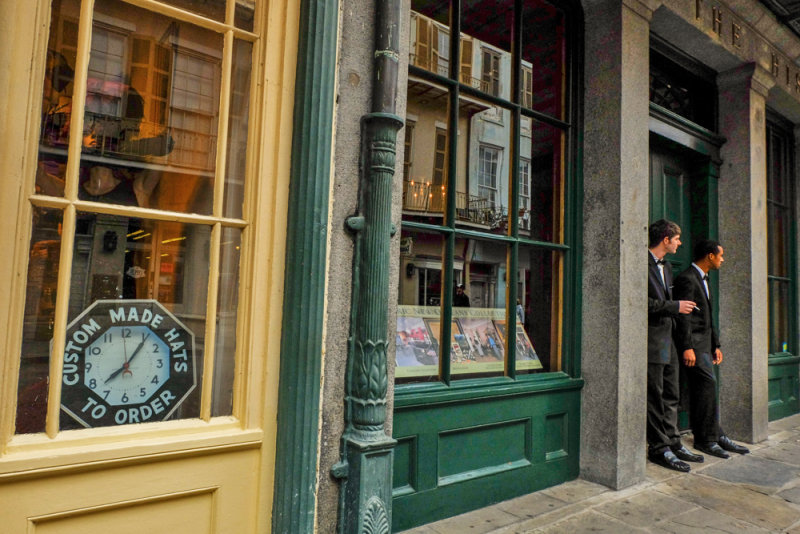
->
[402,414,800,533]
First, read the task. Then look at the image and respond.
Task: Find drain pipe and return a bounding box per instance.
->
[332,0,403,532]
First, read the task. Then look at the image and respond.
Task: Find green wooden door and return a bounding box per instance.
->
[649,135,718,428]
[649,141,695,273]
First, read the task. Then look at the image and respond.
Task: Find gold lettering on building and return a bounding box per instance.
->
[713,7,723,35]
[731,22,741,48]
[772,53,780,78]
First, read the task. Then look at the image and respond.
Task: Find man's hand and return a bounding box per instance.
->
[713,348,723,365]
[678,300,697,314]
[683,349,696,367]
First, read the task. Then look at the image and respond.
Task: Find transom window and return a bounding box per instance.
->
[397,0,576,384]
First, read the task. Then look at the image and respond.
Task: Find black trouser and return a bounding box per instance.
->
[647,353,681,455]
[684,351,721,445]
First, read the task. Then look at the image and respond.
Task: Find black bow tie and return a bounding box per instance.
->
[656,259,666,265]
[703,274,709,281]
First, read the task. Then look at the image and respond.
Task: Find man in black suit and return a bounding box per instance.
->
[647,219,702,472]
[673,239,749,458]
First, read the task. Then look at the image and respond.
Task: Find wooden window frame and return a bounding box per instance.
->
[0,0,297,472]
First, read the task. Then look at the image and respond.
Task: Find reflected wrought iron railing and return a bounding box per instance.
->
[402,180,510,230]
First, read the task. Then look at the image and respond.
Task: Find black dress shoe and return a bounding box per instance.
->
[695,442,730,459]
[719,435,750,454]
[672,445,704,463]
[650,450,691,472]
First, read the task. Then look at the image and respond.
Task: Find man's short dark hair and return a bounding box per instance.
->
[648,219,681,248]
[693,239,721,262]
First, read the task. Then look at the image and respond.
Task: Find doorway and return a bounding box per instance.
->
[649,129,721,427]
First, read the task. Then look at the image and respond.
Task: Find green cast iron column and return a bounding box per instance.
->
[333,1,403,532]
[272,0,338,531]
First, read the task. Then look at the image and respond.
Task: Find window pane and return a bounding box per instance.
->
[160,0,226,22]
[768,204,790,278]
[235,0,256,31]
[15,208,64,434]
[59,213,209,429]
[396,228,443,384]
[37,0,80,197]
[517,246,561,374]
[78,0,222,214]
[520,120,564,242]
[409,2,451,77]
[521,0,565,118]
[769,280,790,354]
[212,227,241,416]
[451,237,507,380]
[403,77,449,225]
[462,0,513,100]
[224,39,253,220]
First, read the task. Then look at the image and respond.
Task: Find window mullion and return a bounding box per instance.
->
[45,204,77,437]
[44,0,96,437]
[200,223,222,420]
[63,0,96,202]
[213,30,235,218]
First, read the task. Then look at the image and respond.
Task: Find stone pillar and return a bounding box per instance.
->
[716,64,774,443]
[580,0,655,489]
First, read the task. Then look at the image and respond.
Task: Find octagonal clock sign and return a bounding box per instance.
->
[60,299,196,428]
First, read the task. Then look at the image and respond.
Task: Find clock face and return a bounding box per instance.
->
[60,300,196,428]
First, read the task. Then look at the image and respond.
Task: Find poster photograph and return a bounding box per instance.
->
[395,305,543,377]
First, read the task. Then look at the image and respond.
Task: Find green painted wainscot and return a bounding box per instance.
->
[392,375,583,531]
[768,354,800,421]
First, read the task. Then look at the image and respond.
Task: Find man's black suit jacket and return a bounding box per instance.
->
[648,253,680,364]
[673,266,720,357]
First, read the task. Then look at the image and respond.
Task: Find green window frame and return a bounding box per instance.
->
[399,0,581,386]
[766,113,798,358]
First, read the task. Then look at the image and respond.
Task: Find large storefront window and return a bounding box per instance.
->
[767,118,797,357]
[396,0,574,384]
[17,0,255,433]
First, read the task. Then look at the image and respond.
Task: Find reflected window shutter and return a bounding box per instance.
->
[460,38,472,85]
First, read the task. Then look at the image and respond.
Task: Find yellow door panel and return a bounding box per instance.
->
[0,449,259,534]
[33,490,214,534]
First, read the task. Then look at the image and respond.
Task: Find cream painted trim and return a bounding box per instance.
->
[1,427,263,479]
[250,0,302,528]
[0,7,297,522]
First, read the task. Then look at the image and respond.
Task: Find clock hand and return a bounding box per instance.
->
[105,333,150,383]
[126,333,150,367]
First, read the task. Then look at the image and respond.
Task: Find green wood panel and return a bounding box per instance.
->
[391,381,581,531]
[768,355,800,421]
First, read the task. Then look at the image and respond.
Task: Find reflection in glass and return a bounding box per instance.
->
[396,229,442,383]
[212,227,241,416]
[15,208,64,434]
[69,0,222,214]
[517,246,561,374]
[37,0,80,196]
[58,213,210,429]
[409,1,451,77]
[521,0,565,118]
[520,120,563,242]
[462,0,513,98]
[224,39,253,219]
[451,238,507,380]
[235,0,256,31]
[161,0,226,21]
[769,281,790,355]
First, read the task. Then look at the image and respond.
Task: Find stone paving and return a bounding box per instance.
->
[401,414,800,533]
